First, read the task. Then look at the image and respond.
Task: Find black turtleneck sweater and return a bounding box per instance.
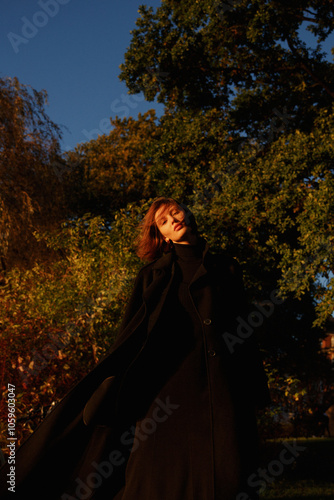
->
[173,242,203,284]
[171,242,204,340]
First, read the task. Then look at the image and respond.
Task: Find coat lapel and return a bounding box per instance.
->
[145,252,175,334]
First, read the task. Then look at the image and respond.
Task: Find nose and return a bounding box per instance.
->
[166,214,175,223]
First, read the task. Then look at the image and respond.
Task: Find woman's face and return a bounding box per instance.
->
[154,204,195,245]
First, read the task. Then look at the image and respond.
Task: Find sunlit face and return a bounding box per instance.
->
[154,204,195,245]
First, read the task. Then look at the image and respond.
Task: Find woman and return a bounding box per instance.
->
[0,197,269,499]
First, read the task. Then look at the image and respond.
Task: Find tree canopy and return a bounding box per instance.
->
[120,0,334,137]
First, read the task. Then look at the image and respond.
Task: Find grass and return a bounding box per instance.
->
[259,438,334,500]
[261,480,333,499]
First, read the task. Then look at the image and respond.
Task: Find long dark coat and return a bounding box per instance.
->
[0,243,270,499]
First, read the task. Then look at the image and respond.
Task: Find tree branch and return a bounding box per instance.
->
[287,38,334,99]
[300,16,318,23]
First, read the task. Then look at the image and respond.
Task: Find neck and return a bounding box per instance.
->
[172,234,198,246]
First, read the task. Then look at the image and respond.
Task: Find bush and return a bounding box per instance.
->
[0,209,142,451]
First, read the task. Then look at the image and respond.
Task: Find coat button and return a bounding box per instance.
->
[203,318,212,325]
[208,350,216,357]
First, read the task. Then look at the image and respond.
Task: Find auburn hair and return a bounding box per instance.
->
[136,197,197,262]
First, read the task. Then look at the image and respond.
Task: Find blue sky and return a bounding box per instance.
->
[1,0,164,152]
[1,1,333,153]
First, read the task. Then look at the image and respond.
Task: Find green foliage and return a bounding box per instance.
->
[120,0,334,135]
[183,107,334,327]
[147,108,230,200]
[258,363,307,438]
[258,360,334,438]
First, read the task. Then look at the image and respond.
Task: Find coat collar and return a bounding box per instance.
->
[152,250,174,270]
[151,239,212,281]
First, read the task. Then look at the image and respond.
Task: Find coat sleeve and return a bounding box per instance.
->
[118,270,146,333]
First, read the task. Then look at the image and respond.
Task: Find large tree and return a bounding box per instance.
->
[0,77,66,269]
[120,0,334,138]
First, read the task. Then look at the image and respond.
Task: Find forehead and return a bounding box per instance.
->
[155,203,182,221]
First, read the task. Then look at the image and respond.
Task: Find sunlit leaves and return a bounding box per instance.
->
[0,77,65,269]
[66,111,159,215]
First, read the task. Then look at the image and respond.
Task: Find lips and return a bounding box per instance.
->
[174,223,183,231]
